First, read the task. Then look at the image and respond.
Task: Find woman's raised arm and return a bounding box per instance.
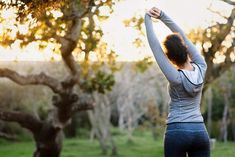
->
[144,13,181,84]
[158,10,207,71]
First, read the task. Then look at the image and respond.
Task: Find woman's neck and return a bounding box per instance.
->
[178,61,194,71]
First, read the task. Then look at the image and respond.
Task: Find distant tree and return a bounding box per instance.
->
[0,0,118,157]
[109,60,168,142]
[188,0,235,90]
[218,70,233,142]
[88,91,117,155]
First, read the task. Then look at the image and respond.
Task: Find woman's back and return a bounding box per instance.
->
[167,62,204,124]
[144,7,210,157]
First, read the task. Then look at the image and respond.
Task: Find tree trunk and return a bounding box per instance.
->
[220,104,228,142]
[220,92,229,142]
[127,116,134,143]
[232,121,235,141]
[110,137,118,155]
[207,87,212,137]
[33,124,63,157]
[0,132,17,141]
[65,116,77,138]
[151,124,158,141]
[88,92,117,155]
[97,131,108,155]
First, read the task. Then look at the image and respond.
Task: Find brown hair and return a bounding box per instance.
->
[163,33,189,66]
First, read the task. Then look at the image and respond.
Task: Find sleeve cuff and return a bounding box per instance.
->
[159,10,165,19]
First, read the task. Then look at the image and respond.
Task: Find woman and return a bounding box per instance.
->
[145,7,210,157]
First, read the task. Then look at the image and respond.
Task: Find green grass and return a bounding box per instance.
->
[0,130,234,157]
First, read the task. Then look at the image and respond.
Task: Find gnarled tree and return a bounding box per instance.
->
[0,0,117,157]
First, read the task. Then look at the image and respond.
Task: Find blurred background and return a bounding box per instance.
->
[0,0,234,157]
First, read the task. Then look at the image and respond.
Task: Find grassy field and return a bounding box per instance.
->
[0,130,234,157]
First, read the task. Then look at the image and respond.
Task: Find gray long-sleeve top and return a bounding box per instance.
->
[144,12,207,124]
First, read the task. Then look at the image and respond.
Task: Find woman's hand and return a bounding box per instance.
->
[147,7,162,19]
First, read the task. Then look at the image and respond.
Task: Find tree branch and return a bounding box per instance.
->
[0,132,17,141]
[59,0,82,76]
[72,94,94,113]
[60,0,106,77]
[209,45,235,83]
[60,0,95,20]
[214,61,234,79]
[73,103,94,112]
[207,7,228,19]
[0,109,43,134]
[0,68,64,94]
[61,39,80,76]
[221,0,235,5]
[208,8,235,56]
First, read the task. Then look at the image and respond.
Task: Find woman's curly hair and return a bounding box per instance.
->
[163,33,189,66]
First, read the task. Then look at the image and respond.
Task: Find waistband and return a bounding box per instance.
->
[166,122,206,131]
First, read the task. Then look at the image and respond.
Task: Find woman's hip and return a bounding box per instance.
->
[164,122,210,153]
[165,122,208,132]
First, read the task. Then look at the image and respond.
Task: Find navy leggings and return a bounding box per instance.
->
[164,122,210,157]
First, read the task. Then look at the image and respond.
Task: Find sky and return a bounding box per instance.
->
[0,0,233,61]
[100,0,232,61]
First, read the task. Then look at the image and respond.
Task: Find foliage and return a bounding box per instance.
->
[0,0,66,20]
[81,70,115,93]
[123,15,145,48]
[188,26,234,64]
[134,57,153,73]
[0,0,119,94]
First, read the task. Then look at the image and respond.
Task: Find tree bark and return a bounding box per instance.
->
[207,87,212,137]
[0,132,17,141]
[65,115,77,138]
[0,69,63,94]
[219,90,230,142]
[0,110,42,134]
[88,92,117,155]
[0,110,63,157]
[33,124,63,157]
[232,120,235,141]
[221,0,235,5]
[220,102,228,142]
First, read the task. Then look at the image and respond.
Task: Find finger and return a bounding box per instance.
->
[149,9,154,14]
[147,11,154,17]
[150,9,158,16]
[152,7,161,13]
[156,9,161,16]
[152,8,161,15]
[149,12,159,19]
[152,11,160,17]
[149,13,158,18]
